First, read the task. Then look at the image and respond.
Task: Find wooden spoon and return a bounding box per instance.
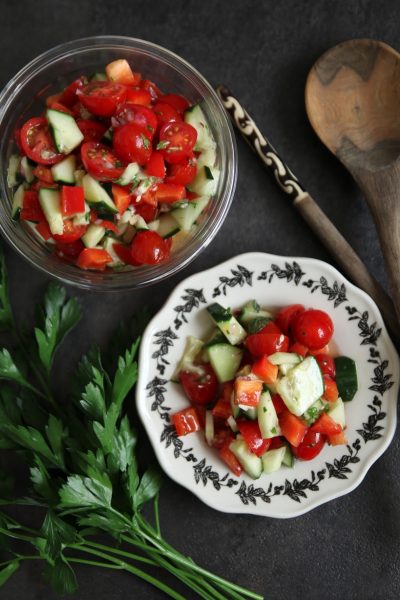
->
[305,39,400,321]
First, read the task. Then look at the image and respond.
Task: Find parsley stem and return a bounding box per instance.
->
[67,558,124,570]
[82,541,157,567]
[153,493,161,537]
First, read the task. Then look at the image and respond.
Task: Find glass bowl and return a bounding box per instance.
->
[0,36,237,291]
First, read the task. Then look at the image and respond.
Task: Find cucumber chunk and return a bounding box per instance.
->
[334,356,358,401]
[276,356,324,416]
[12,183,25,220]
[282,445,294,468]
[51,155,76,184]
[262,447,286,474]
[170,196,209,232]
[257,390,281,438]
[188,165,220,196]
[114,162,142,186]
[204,329,226,348]
[20,157,35,183]
[184,104,215,151]
[207,303,247,345]
[157,213,181,239]
[229,439,262,479]
[245,317,271,334]
[82,174,118,213]
[7,154,20,187]
[239,300,272,324]
[46,108,84,154]
[268,352,302,366]
[38,189,63,235]
[205,411,214,446]
[327,397,346,428]
[207,343,242,383]
[172,336,204,382]
[82,224,106,248]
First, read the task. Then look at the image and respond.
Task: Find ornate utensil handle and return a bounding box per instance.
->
[216,84,400,343]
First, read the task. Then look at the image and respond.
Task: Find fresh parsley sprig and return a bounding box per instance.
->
[0,250,263,600]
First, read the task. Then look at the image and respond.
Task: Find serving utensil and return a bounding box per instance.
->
[216,84,400,341]
[305,38,400,323]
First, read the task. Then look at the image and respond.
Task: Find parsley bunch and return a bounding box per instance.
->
[0,252,262,600]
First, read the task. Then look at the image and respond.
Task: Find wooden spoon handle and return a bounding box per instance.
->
[216,85,400,342]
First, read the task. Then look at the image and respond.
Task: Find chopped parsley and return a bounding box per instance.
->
[271,427,277,434]
[263,407,267,413]
[156,140,169,150]
[141,134,150,149]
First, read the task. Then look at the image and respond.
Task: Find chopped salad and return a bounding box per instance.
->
[8,59,219,270]
[172,301,358,479]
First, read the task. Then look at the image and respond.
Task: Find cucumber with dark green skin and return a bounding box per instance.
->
[334,356,358,401]
[245,317,271,334]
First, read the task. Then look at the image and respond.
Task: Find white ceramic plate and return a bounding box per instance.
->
[136,253,399,518]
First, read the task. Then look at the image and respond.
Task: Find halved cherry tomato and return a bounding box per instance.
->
[32,166,54,184]
[105,59,141,86]
[251,355,278,384]
[145,151,166,178]
[279,410,307,447]
[55,239,84,258]
[322,376,339,402]
[308,344,330,356]
[111,103,158,136]
[160,94,190,113]
[125,88,152,106]
[271,394,286,415]
[35,221,52,241]
[61,186,85,216]
[219,442,242,476]
[172,407,201,436]
[292,309,334,350]
[269,437,285,449]
[258,321,282,335]
[53,220,87,243]
[153,102,182,128]
[310,412,341,435]
[154,183,185,203]
[134,202,159,222]
[76,247,113,271]
[315,354,336,378]
[111,184,131,214]
[291,430,325,460]
[212,426,234,450]
[49,102,73,115]
[289,342,309,357]
[20,117,63,165]
[180,364,218,406]
[20,191,44,222]
[113,123,152,165]
[59,76,87,107]
[165,154,197,185]
[112,242,139,266]
[130,230,171,265]
[236,420,271,457]
[76,119,107,143]
[158,121,197,164]
[212,395,233,421]
[275,304,305,335]
[77,81,127,117]
[81,142,124,181]
[141,79,162,102]
[245,333,289,357]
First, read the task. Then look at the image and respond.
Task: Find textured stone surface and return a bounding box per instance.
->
[1,1,399,598]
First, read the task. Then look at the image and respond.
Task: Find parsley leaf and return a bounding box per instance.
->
[0,561,19,588]
[41,511,76,561]
[1,424,62,468]
[59,474,112,508]
[44,557,77,595]
[134,466,162,510]
[141,133,150,149]
[156,140,169,150]
[0,252,12,331]
[0,348,34,390]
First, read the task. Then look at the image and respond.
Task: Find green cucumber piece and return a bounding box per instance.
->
[207,343,242,383]
[51,155,76,184]
[20,157,35,183]
[46,108,84,154]
[207,303,246,345]
[334,356,358,401]
[302,399,325,426]
[229,439,262,479]
[239,406,257,420]
[282,445,294,468]
[262,447,286,474]
[245,317,271,334]
[275,356,324,416]
[170,196,209,232]
[184,104,215,151]
[327,397,346,428]
[239,300,272,324]
[188,165,220,196]
[7,154,20,187]
[82,224,106,248]
[91,72,107,81]
[204,329,226,348]
[268,352,302,366]
[11,183,25,220]
[38,189,63,235]
[114,162,142,186]
[257,390,281,438]
[83,174,118,214]
[172,336,204,382]
[157,213,180,239]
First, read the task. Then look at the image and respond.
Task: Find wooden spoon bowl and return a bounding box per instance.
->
[306,39,400,321]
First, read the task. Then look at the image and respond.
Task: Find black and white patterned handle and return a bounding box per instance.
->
[216,85,307,201]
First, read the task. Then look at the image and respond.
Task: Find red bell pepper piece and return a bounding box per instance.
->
[112,184,131,215]
[236,420,271,457]
[171,407,201,437]
[234,377,263,407]
[322,376,339,402]
[219,442,243,476]
[310,412,342,436]
[32,165,54,184]
[211,426,234,450]
[251,355,278,383]
[145,151,166,178]
[279,410,307,447]
[289,342,309,357]
[20,191,44,222]
[327,431,348,446]
[271,394,286,414]
[154,183,185,204]
[35,220,52,241]
[76,248,113,271]
[61,186,85,216]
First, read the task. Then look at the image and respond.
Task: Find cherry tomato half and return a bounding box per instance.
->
[314,354,336,378]
[76,119,107,143]
[275,304,305,336]
[292,309,334,351]
[165,153,197,185]
[153,102,182,129]
[20,117,63,165]
[291,430,325,460]
[111,103,158,137]
[180,364,218,406]
[77,81,127,117]
[245,332,289,357]
[53,220,87,243]
[81,142,124,181]
[130,230,171,265]
[158,121,197,164]
[160,94,190,113]
[113,123,152,165]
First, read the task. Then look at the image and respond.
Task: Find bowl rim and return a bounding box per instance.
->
[0,36,237,291]
[136,251,399,518]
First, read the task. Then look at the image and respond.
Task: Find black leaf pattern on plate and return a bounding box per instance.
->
[357,397,386,442]
[174,288,206,329]
[193,459,238,490]
[152,327,179,374]
[302,276,347,307]
[212,265,253,297]
[282,470,326,502]
[236,481,283,505]
[258,261,304,285]
[326,440,361,479]
[345,307,381,346]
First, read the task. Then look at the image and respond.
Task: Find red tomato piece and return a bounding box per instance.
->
[289,342,309,357]
[111,103,158,136]
[236,420,271,457]
[279,410,307,447]
[125,88,151,106]
[308,344,330,356]
[271,394,286,415]
[105,59,141,86]
[81,142,124,182]
[327,431,348,446]
[212,396,233,421]
[153,102,182,128]
[275,304,305,335]
[55,239,84,258]
[158,121,197,164]
[292,309,334,350]
[134,202,159,222]
[291,430,325,460]
[46,93,63,107]
[113,123,152,165]
[32,166,54,184]
[35,221,52,241]
[212,427,234,450]
[251,355,278,384]
[269,437,285,450]
[139,187,158,207]
[315,354,336,378]
[154,183,186,204]
[59,76,87,107]
[171,407,201,437]
[20,117,63,165]
[53,220,87,243]
[76,247,113,271]
[145,151,166,178]
[165,154,197,185]
[160,94,190,113]
[77,81,127,117]
[91,216,119,234]
[76,119,107,143]
[20,191,44,222]
[310,412,342,435]
[258,321,282,335]
[130,230,171,265]
[219,442,242,476]
[179,364,218,406]
[141,79,162,102]
[112,242,138,266]
[245,333,289,357]
[111,184,131,214]
[234,377,263,407]
[49,101,73,115]
[61,186,85,216]
[322,376,339,402]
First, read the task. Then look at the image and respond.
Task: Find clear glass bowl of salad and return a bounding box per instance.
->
[0,36,237,290]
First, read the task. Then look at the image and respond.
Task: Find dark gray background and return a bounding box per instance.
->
[1,1,400,599]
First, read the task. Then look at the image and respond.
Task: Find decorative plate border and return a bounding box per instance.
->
[137,253,399,518]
